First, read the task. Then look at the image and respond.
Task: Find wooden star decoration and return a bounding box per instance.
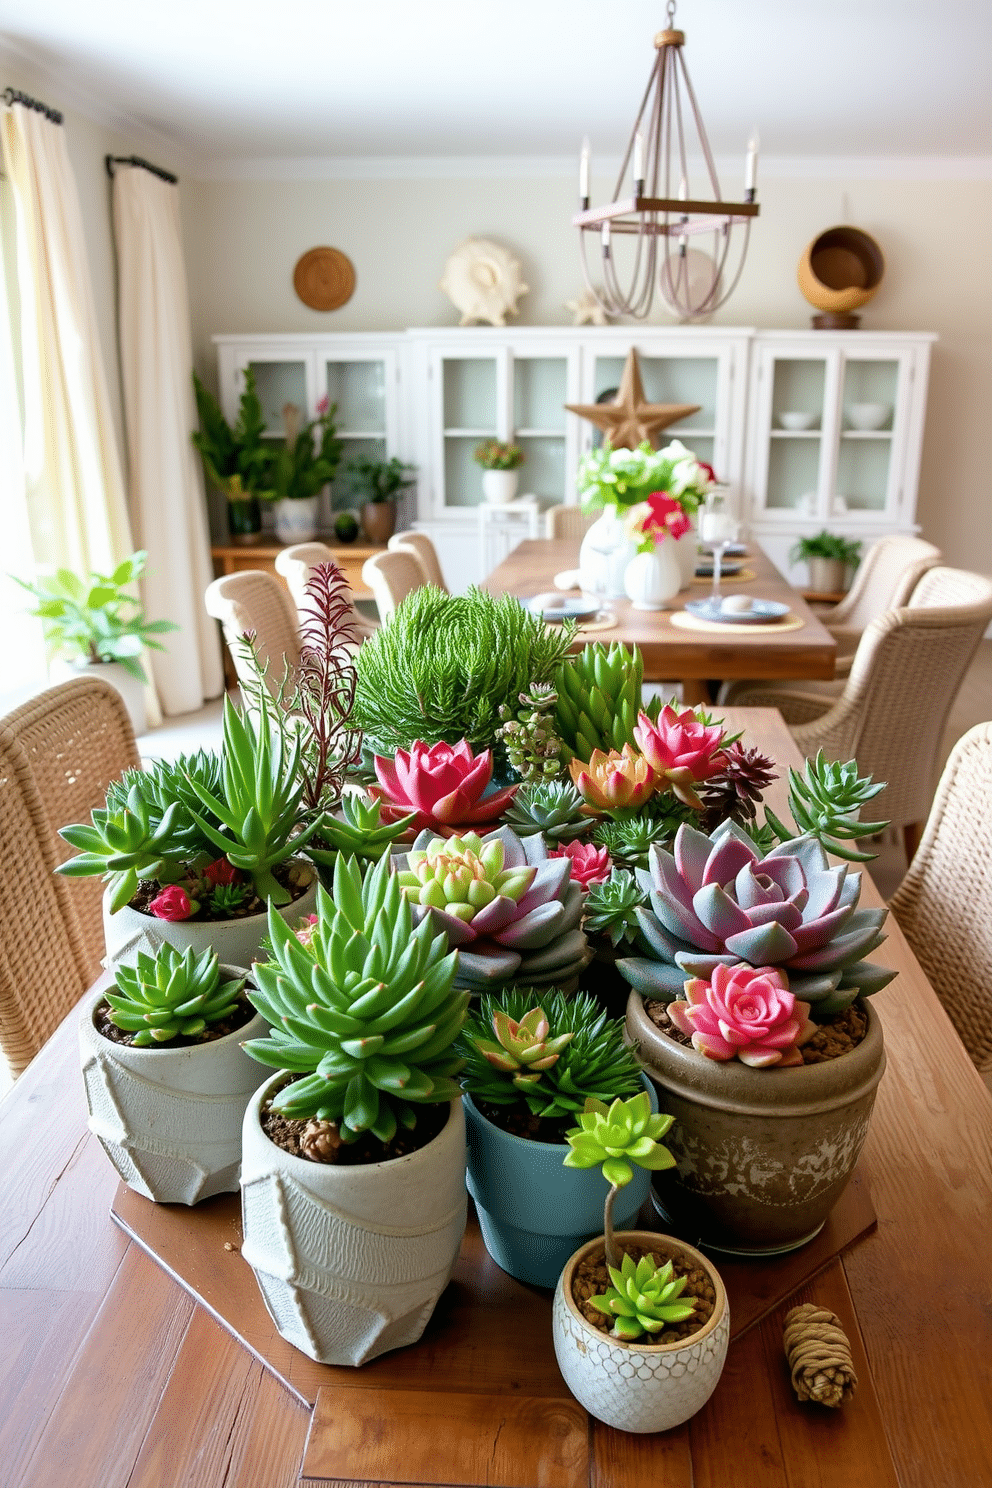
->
[565,348,700,450]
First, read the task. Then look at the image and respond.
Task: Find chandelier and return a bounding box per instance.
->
[574,1,759,322]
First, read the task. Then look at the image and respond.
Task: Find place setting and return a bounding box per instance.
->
[674,492,803,633]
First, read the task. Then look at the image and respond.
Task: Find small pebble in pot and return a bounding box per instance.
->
[721,594,754,614]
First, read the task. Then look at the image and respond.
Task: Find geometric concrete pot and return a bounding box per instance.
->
[625,993,886,1255]
[79,972,267,1205]
[552,1231,729,1433]
[240,1077,467,1366]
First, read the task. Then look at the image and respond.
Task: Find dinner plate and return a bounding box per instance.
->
[685,598,791,625]
[697,542,748,558]
[695,558,744,577]
[526,593,600,622]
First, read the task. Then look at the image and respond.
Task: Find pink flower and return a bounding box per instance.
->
[203,857,238,888]
[370,739,518,837]
[667,963,817,1067]
[632,706,727,808]
[149,885,197,922]
[643,491,692,543]
[294,913,319,949]
[548,839,612,889]
[315,394,330,417]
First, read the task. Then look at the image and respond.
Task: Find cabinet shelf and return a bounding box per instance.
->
[514,428,565,438]
[841,430,893,440]
[770,430,821,440]
[444,427,497,438]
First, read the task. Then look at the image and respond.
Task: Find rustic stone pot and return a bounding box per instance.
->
[552,1231,729,1433]
[625,993,886,1255]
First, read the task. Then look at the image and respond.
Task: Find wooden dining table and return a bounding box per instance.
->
[2,707,991,1488]
[482,539,838,704]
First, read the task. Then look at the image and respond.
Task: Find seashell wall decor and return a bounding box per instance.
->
[439,237,529,326]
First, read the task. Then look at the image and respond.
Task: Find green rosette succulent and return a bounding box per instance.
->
[582,869,646,948]
[564,1092,678,1267]
[57,784,189,913]
[243,852,468,1141]
[502,780,593,845]
[765,751,888,864]
[307,793,416,868]
[554,643,664,764]
[590,806,692,870]
[105,945,244,1045]
[588,1253,696,1341]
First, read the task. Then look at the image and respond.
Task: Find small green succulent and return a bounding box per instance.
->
[206,882,252,915]
[308,793,415,867]
[468,1005,575,1090]
[765,751,888,864]
[590,810,687,870]
[502,779,592,845]
[104,945,244,1045]
[587,1253,696,1341]
[497,684,566,785]
[57,784,189,913]
[564,1092,677,1267]
[554,643,665,763]
[583,869,646,948]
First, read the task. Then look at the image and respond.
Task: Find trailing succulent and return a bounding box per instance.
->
[104,945,244,1045]
[587,1254,696,1341]
[496,683,565,785]
[244,852,468,1141]
[459,988,643,1119]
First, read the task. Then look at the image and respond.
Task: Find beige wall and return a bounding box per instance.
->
[182,169,992,575]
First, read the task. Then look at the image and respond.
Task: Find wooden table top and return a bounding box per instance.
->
[482,539,838,689]
[3,708,991,1488]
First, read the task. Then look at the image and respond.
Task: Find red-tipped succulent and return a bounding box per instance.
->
[667,963,817,1067]
[632,706,728,809]
[371,739,518,837]
[548,839,612,889]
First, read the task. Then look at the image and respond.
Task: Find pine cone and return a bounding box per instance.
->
[783,1303,858,1407]
[299,1119,342,1163]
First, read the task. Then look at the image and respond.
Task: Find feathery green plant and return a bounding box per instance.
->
[105,945,244,1045]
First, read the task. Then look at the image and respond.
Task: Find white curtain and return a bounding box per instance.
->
[112,165,223,713]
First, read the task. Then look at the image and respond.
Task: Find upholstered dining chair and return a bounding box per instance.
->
[388,530,449,591]
[720,567,992,864]
[546,506,595,542]
[274,542,379,639]
[0,677,140,1076]
[890,721,992,1084]
[204,570,301,696]
[361,550,429,621]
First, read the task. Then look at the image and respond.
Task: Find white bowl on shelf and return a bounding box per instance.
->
[778,411,818,431]
[847,402,891,430]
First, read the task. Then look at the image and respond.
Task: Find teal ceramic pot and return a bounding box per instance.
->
[228,495,262,545]
[464,1078,657,1288]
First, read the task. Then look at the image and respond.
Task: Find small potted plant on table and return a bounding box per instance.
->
[789,530,862,595]
[192,367,276,543]
[340,454,417,544]
[270,396,343,544]
[474,439,525,505]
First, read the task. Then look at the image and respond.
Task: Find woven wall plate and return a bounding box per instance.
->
[293,246,355,311]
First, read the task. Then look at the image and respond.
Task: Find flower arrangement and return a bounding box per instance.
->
[623,492,693,553]
[576,439,715,514]
[473,439,525,471]
[270,397,343,502]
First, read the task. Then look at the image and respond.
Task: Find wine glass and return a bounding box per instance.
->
[699,490,738,606]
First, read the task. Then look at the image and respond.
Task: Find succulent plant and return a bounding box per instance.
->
[668,963,817,1067]
[307,793,415,867]
[503,780,593,845]
[569,744,658,815]
[459,988,643,1118]
[547,839,612,889]
[554,643,664,763]
[58,783,190,913]
[106,751,226,857]
[765,751,888,864]
[618,818,895,1016]
[104,945,244,1045]
[370,739,518,838]
[564,1092,677,1266]
[395,826,588,993]
[587,1253,696,1341]
[697,741,778,830]
[496,684,566,785]
[631,706,728,810]
[243,853,468,1141]
[583,869,646,948]
[591,808,691,870]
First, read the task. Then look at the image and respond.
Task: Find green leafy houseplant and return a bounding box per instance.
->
[473,440,524,471]
[15,550,176,681]
[192,367,275,502]
[789,531,862,567]
[271,398,343,502]
[339,454,417,505]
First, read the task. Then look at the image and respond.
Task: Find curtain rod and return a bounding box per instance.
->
[106,154,178,186]
[2,87,63,125]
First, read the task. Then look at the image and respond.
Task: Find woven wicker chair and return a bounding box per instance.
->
[545,506,595,542]
[0,678,140,1077]
[388,531,449,591]
[361,550,429,621]
[204,570,301,695]
[890,721,992,1081]
[719,567,992,863]
[274,542,379,639]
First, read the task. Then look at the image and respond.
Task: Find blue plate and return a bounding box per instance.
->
[526,594,600,623]
[695,558,744,577]
[685,598,791,625]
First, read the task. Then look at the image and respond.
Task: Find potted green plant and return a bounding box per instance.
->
[15,550,177,734]
[192,367,276,544]
[457,988,648,1285]
[789,530,862,595]
[79,944,267,1204]
[270,396,343,545]
[340,454,417,544]
[239,852,469,1366]
[474,439,525,505]
[551,1094,730,1433]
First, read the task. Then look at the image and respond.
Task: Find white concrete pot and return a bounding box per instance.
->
[79,973,268,1205]
[481,469,518,504]
[273,495,320,544]
[673,524,699,589]
[103,861,319,970]
[552,1232,729,1433]
[240,1076,467,1366]
[50,657,147,736]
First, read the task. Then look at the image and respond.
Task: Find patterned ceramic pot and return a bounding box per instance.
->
[79,969,267,1205]
[273,495,320,544]
[240,1077,467,1366]
[625,993,885,1255]
[553,1231,729,1433]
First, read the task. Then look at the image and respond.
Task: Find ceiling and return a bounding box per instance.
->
[2,0,990,171]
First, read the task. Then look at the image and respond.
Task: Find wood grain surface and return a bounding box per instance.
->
[2,708,990,1488]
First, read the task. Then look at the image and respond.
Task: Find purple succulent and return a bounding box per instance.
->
[617,819,894,1015]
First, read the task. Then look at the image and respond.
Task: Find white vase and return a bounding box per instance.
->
[50,658,147,736]
[481,469,519,504]
[79,975,269,1205]
[274,495,320,544]
[578,505,636,600]
[623,542,682,610]
[240,1076,467,1366]
[673,523,699,589]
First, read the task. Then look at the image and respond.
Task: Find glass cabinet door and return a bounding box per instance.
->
[512,356,568,503]
[240,355,315,437]
[440,356,500,507]
[834,358,900,514]
[765,358,828,515]
[324,357,390,512]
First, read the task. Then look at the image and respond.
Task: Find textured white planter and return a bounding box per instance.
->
[79,974,268,1204]
[673,525,699,589]
[553,1232,729,1433]
[103,861,319,969]
[273,496,320,544]
[481,469,519,504]
[578,506,637,599]
[50,657,147,736]
[623,543,682,611]
[241,1077,467,1365]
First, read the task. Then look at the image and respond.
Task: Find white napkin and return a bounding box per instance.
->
[553,568,583,591]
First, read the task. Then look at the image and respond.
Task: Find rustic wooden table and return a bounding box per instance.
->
[482,539,837,704]
[2,708,990,1488]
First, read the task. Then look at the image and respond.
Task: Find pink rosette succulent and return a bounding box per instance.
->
[202,856,238,888]
[370,739,518,837]
[149,885,197,922]
[632,706,728,809]
[667,963,816,1068]
[548,839,612,889]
